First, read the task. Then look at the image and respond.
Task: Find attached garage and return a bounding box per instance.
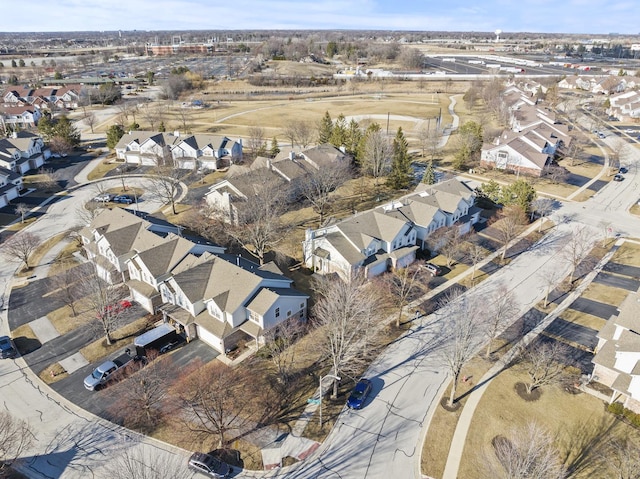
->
[195,313,233,353]
[196,324,224,353]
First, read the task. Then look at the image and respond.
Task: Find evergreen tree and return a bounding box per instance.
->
[37,116,55,141]
[106,124,125,149]
[422,160,436,184]
[53,116,81,147]
[345,119,363,164]
[317,111,333,144]
[329,114,347,149]
[158,121,166,132]
[387,127,412,190]
[270,137,280,158]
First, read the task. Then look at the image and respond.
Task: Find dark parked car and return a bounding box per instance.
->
[159,336,186,354]
[113,195,134,204]
[347,378,373,410]
[613,174,624,182]
[188,452,231,478]
[424,263,443,276]
[0,336,16,359]
[619,167,628,174]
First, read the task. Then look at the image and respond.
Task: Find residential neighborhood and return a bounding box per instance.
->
[1,23,640,479]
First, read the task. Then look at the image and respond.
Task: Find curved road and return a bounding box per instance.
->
[1,104,639,478]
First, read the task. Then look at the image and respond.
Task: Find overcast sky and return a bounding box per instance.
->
[3,0,638,34]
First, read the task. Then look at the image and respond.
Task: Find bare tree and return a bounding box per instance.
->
[418,124,442,161]
[108,353,172,432]
[101,447,192,479]
[0,412,34,476]
[147,166,182,215]
[493,205,527,260]
[562,225,592,283]
[140,103,158,130]
[438,289,482,407]
[261,318,306,388]
[76,201,105,227]
[176,106,193,133]
[173,360,259,448]
[561,136,584,167]
[51,262,85,317]
[80,264,128,345]
[298,161,351,225]
[484,286,518,359]
[482,422,567,479]
[247,125,266,157]
[37,167,62,190]
[596,437,640,479]
[1,232,40,270]
[465,241,486,281]
[283,121,297,148]
[380,264,428,328]
[529,198,554,231]
[539,268,564,309]
[313,272,384,397]
[519,340,568,395]
[361,126,391,192]
[226,173,290,264]
[608,137,628,174]
[83,111,97,133]
[14,203,29,223]
[543,165,570,184]
[426,226,464,268]
[294,120,314,149]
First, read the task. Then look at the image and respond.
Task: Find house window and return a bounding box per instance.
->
[275,308,280,318]
[300,303,304,309]
[287,310,292,318]
[249,310,261,323]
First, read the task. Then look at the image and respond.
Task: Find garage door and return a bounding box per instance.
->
[196,324,224,353]
[131,289,153,313]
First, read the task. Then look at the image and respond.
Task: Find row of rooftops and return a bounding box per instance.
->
[82,208,301,317]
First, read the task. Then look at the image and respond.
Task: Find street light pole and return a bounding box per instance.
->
[319,373,341,428]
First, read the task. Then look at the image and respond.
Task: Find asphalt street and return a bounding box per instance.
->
[0,100,639,479]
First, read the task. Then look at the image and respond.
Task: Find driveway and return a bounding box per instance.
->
[544,318,599,352]
[568,297,618,320]
[593,271,640,291]
[602,262,640,278]
[8,277,67,328]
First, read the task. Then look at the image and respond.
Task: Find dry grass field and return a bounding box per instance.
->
[422,240,640,479]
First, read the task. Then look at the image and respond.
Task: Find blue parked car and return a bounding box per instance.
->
[347,378,372,410]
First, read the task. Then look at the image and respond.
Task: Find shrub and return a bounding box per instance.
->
[608,402,624,416]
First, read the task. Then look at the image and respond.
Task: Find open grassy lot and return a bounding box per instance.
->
[457,368,640,479]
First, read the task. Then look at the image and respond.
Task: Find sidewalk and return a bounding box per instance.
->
[440,238,622,479]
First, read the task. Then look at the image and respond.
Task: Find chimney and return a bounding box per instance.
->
[173,130,180,137]
[236,254,240,266]
[289,151,295,160]
[267,158,272,169]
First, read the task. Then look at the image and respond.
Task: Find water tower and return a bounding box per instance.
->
[495,29,502,42]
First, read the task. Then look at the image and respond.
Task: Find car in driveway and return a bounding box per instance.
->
[613,174,624,182]
[598,132,606,139]
[347,378,373,410]
[619,167,628,174]
[424,263,443,276]
[188,452,231,478]
[113,195,134,204]
[0,336,16,359]
[159,336,186,354]
[93,193,114,203]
